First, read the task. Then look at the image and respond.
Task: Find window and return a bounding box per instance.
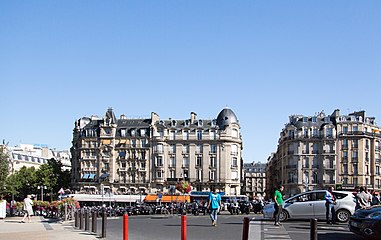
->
[156,171,163,178]
[182,144,189,154]
[140,129,146,136]
[169,144,176,154]
[131,139,136,148]
[353,177,358,186]
[313,129,318,137]
[343,139,348,148]
[353,164,358,174]
[158,128,163,138]
[196,156,202,167]
[343,126,348,134]
[131,129,136,136]
[304,129,308,138]
[183,157,189,167]
[209,170,215,181]
[232,157,238,167]
[353,139,358,148]
[196,169,202,180]
[156,144,163,153]
[170,170,175,179]
[156,156,163,167]
[170,130,176,140]
[121,129,126,137]
[183,130,189,140]
[141,139,147,147]
[353,125,358,132]
[197,130,203,140]
[376,166,380,175]
[313,172,318,184]
[303,117,308,122]
[210,144,216,154]
[326,128,333,137]
[343,164,348,174]
[169,157,176,167]
[304,157,309,168]
[210,130,216,140]
[210,156,216,167]
[196,144,203,153]
[312,117,317,123]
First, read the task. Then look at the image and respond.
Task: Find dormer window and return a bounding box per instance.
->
[131,129,136,136]
[198,119,203,126]
[303,117,308,123]
[185,120,190,126]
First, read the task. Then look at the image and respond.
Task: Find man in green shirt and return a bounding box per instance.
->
[273,185,284,226]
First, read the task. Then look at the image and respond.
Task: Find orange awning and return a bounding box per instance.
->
[161,195,190,203]
[143,195,190,203]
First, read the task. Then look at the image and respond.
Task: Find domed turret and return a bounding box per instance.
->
[216,107,238,128]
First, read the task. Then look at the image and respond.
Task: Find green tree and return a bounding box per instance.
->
[6,166,37,200]
[0,145,10,196]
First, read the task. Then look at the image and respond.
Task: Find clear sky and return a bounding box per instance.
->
[1,1,380,163]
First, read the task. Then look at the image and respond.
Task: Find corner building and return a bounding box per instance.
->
[266,109,381,198]
[71,107,243,195]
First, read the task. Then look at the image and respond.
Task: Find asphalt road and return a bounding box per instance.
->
[94,213,364,240]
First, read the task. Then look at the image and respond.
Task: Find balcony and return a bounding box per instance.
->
[118,167,127,172]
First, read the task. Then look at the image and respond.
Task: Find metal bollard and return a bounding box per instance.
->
[101,208,107,238]
[74,211,78,228]
[310,218,317,240]
[181,215,187,240]
[92,211,97,233]
[79,209,84,230]
[85,210,90,231]
[242,217,250,240]
[123,214,128,240]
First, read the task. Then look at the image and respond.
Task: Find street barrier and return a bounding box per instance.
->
[101,209,107,238]
[310,218,317,240]
[123,214,129,240]
[92,211,97,233]
[242,217,250,240]
[74,211,78,228]
[181,215,187,240]
[85,210,89,231]
[79,209,84,230]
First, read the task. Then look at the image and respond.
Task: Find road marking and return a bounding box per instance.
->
[249,219,292,240]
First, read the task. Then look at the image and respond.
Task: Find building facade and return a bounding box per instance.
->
[243,161,266,199]
[5,144,71,172]
[266,110,381,198]
[71,107,243,195]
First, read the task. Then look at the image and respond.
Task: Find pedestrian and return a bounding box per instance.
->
[273,185,284,226]
[208,188,221,227]
[356,186,370,210]
[20,194,34,223]
[324,186,337,224]
[371,192,380,206]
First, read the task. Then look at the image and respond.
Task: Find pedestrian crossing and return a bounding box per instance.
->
[249,219,292,240]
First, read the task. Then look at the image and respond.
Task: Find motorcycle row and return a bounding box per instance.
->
[78,199,264,217]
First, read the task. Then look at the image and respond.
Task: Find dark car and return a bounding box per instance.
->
[349,205,381,239]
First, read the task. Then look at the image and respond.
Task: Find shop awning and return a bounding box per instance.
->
[144,195,190,203]
[82,174,90,179]
[88,174,96,179]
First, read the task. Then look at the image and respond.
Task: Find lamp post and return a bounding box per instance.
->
[37,185,47,201]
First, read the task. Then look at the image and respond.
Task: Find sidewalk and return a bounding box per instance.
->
[0,216,98,240]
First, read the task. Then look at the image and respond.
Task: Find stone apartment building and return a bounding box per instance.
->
[243,161,266,199]
[71,107,243,195]
[266,109,381,198]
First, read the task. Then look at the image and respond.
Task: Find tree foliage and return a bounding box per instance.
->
[0,145,10,192]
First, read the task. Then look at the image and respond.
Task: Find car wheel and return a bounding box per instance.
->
[336,209,350,223]
[279,210,288,222]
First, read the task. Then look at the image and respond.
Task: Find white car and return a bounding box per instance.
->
[263,190,356,222]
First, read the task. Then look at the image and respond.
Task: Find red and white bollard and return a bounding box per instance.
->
[181,215,187,240]
[123,214,129,240]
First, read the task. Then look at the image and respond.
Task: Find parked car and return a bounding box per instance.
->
[263,190,356,222]
[349,205,381,239]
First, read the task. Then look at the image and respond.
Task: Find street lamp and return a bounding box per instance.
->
[37,185,47,201]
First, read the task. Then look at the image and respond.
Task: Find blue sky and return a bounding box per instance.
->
[1,1,380,163]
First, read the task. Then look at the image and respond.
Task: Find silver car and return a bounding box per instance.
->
[263,190,356,222]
